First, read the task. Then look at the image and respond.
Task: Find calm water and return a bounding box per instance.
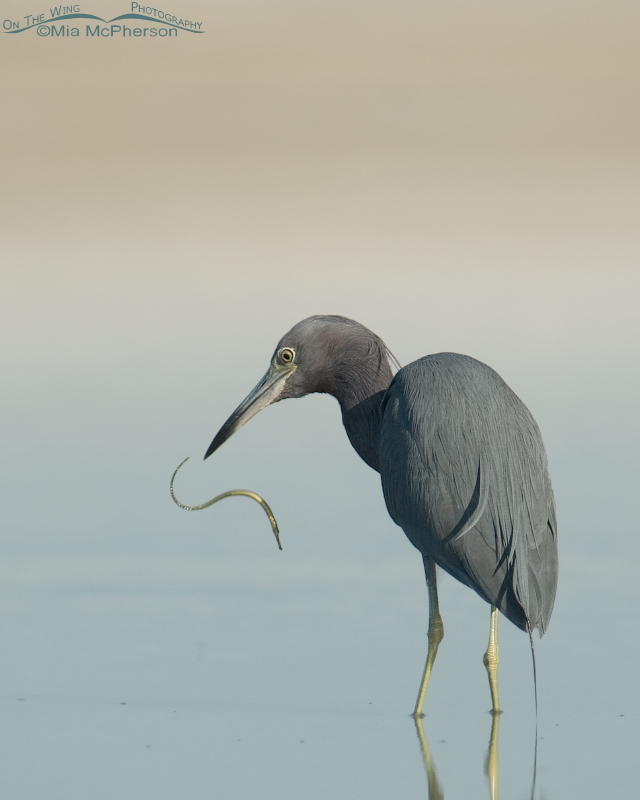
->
[0,558,636,799]
[1,376,637,798]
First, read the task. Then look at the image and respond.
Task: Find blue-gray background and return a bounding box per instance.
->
[1,1,638,797]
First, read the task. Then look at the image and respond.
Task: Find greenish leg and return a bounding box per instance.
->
[483,605,501,713]
[413,716,444,800]
[412,557,444,718]
[485,708,501,800]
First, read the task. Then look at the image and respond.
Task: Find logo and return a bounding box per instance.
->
[3,4,204,37]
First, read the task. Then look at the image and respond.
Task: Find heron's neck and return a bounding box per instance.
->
[334,366,392,473]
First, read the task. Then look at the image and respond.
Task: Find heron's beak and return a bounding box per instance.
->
[204,363,295,459]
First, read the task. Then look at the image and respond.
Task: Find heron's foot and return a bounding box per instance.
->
[410,710,425,719]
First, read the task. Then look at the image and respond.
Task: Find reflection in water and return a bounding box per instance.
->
[414,712,505,800]
[414,716,445,800]
[484,712,500,800]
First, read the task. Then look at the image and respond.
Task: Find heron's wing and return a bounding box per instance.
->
[379,354,558,633]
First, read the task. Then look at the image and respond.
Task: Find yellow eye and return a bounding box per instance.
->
[279,347,295,364]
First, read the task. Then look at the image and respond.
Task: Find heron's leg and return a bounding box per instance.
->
[483,605,501,713]
[412,556,444,718]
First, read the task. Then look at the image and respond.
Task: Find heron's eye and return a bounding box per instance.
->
[279,347,295,364]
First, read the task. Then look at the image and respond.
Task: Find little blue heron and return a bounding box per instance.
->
[204,315,558,715]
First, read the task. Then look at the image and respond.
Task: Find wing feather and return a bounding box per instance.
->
[379,353,558,633]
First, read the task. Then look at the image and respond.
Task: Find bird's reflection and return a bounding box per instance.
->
[484,712,501,800]
[414,712,506,800]
[414,716,445,800]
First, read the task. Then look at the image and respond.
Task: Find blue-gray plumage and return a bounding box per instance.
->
[381,354,557,635]
[205,315,558,714]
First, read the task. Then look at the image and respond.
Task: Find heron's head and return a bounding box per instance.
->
[204,315,394,459]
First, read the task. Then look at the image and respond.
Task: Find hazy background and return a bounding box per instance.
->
[1,1,639,797]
